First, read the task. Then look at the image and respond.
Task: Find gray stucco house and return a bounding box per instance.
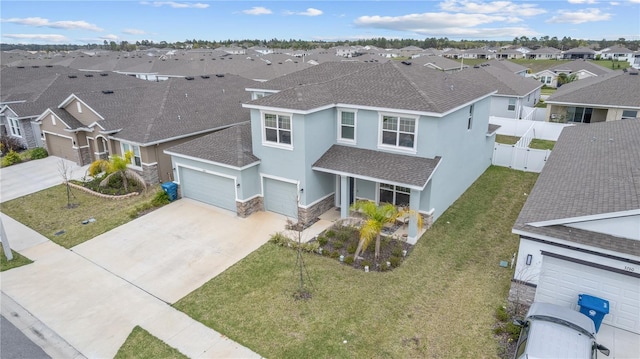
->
[166,62,498,243]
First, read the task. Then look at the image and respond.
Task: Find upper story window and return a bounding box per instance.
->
[508,98,516,111]
[338,109,356,143]
[467,105,474,130]
[8,117,21,137]
[380,114,416,151]
[621,110,638,120]
[263,112,292,148]
[121,143,142,168]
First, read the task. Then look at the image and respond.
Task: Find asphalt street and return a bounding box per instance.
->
[1,315,50,359]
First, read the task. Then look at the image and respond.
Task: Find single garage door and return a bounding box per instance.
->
[45,133,76,162]
[264,178,298,219]
[179,167,236,212]
[535,255,640,334]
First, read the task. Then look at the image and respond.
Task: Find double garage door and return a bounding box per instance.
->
[263,178,298,219]
[45,133,76,162]
[179,167,236,212]
[535,255,640,334]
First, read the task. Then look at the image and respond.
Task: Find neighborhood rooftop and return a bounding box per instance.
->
[546,70,640,108]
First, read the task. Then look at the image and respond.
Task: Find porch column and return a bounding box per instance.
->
[340,175,349,218]
[407,188,421,244]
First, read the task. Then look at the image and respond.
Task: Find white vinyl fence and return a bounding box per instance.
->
[490,117,572,141]
[493,144,551,173]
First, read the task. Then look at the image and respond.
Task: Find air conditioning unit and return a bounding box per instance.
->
[551,114,558,119]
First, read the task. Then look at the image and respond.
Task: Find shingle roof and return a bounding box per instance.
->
[0,65,74,104]
[549,60,612,76]
[248,61,494,114]
[513,120,640,255]
[247,62,371,91]
[546,71,640,108]
[460,65,541,97]
[565,47,596,54]
[312,145,441,188]
[164,122,259,168]
[601,46,633,54]
[528,47,561,54]
[410,56,466,71]
[484,59,528,74]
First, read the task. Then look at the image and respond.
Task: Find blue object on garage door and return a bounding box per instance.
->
[578,294,609,332]
[161,182,178,201]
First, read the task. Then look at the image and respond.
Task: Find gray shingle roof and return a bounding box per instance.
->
[409,56,466,71]
[312,145,441,188]
[528,47,561,54]
[546,71,640,108]
[0,65,74,104]
[484,59,528,74]
[460,65,541,97]
[487,124,501,134]
[248,61,494,114]
[548,60,612,76]
[165,122,259,168]
[247,62,371,91]
[514,120,640,255]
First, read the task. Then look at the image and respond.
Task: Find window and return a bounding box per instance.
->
[567,107,593,123]
[253,92,266,100]
[263,113,292,146]
[379,183,410,206]
[621,110,637,120]
[380,115,416,149]
[338,110,356,143]
[467,105,474,130]
[121,143,141,167]
[8,117,21,137]
[540,76,552,85]
[508,98,516,111]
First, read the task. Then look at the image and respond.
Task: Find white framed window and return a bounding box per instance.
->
[379,114,417,151]
[337,109,356,143]
[262,112,292,148]
[121,143,142,168]
[8,117,21,137]
[508,98,516,111]
[467,105,474,130]
[379,183,410,206]
[621,110,637,120]
[253,92,265,100]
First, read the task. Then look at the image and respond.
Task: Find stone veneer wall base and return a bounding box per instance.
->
[237,197,264,218]
[298,194,335,226]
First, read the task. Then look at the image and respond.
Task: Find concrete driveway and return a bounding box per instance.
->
[0,156,88,203]
[1,199,287,358]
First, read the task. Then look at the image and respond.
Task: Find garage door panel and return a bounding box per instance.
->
[536,256,640,334]
[180,168,236,212]
[263,178,298,219]
[46,134,75,161]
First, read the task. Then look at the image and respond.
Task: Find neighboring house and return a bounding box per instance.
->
[533,60,612,88]
[462,48,493,59]
[409,55,466,73]
[563,47,596,60]
[495,49,525,59]
[509,119,640,335]
[599,46,634,63]
[484,59,529,76]
[166,61,498,243]
[544,70,640,123]
[526,47,562,60]
[461,65,542,119]
[398,46,423,57]
[442,48,462,59]
[30,72,258,184]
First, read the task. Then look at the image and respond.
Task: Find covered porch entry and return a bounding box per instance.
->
[312,145,440,243]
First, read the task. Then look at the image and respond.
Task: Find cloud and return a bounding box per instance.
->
[2,33,69,42]
[609,1,620,4]
[123,28,147,35]
[284,8,324,16]
[568,0,597,4]
[100,34,119,40]
[628,0,640,3]
[140,1,209,9]
[0,17,103,31]
[439,0,546,16]
[242,6,272,15]
[547,8,612,23]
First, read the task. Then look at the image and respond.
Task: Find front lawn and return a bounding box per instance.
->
[0,185,162,248]
[114,326,187,359]
[175,166,538,358]
[0,245,33,271]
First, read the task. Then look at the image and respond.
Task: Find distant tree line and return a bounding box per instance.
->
[2,36,638,52]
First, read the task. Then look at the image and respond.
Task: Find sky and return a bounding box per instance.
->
[1,0,639,45]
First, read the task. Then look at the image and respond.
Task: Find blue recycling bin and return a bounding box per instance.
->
[578,294,609,332]
[161,182,178,201]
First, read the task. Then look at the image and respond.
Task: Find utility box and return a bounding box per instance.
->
[161,182,178,201]
[578,294,609,332]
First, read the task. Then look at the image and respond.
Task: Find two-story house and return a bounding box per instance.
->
[165,62,498,243]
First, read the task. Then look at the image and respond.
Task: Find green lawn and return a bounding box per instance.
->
[114,326,187,359]
[495,135,520,145]
[0,185,160,248]
[529,139,555,151]
[540,87,556,96]
[0,245,33,271]
[175,166,538,358]
[592,60,630,70]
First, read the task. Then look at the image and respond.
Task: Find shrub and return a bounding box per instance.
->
[392,246,404,258]
[151,190,170,207]
[389,256,401,267]
[0,135,24,155]
[324,230,335,238]
[332,240,344,250]
[362,260,372,268]
[495,306,509,322]
[505,322,521,341]
[270,232,292,246]
[337,228,351,242]
[317,236,328,246]
[3,150,22,166]
[301,241,319,253]
[380,262,390,272]
[344,255,354,265]
[346,243,357,254]
[27,147,48,160]
[330,251,340,259]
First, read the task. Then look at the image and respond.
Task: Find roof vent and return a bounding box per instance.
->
[17,66,25,69]
[473,65,480,68]
[629,71,638,75]
[102,90,114,94]
[68,75,77,78]
[100,73,108,76]
[215,74,224,77]
[46,65,53,68]
[185,76,194,80]
[401,61,412,65]
[84,74,94,77]
[32,65,40,68]
[201,75,210,79]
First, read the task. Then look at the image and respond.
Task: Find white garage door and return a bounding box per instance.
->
[536,255,640,334]
[179,167,236,212]
[264,178,298,219]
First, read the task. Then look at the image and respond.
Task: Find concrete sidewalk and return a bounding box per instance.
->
[0,213,262,358]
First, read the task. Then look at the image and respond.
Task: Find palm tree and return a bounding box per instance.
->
[88,151,146,192]
[350,200,422,261]
[557,73,577,87]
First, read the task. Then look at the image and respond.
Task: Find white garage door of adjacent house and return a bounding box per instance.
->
[263,178,298,219]
[535,255,640,334]
[179,167,236,212]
